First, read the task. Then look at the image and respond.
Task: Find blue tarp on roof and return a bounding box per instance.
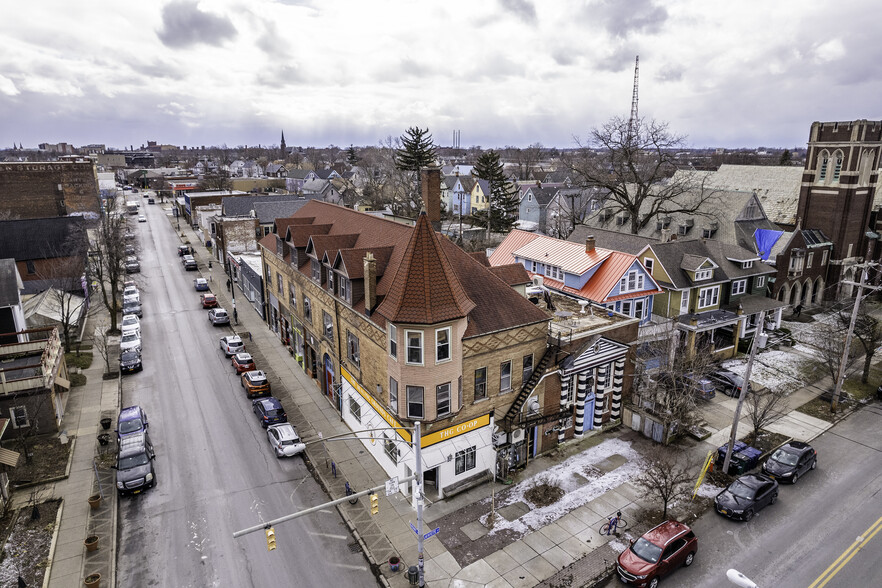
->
[754,229,784,261]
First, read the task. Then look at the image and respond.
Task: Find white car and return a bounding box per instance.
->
[266,423,306,458]
[123,285,139,297]
[138,215,147,223]
[120,331,142,354]
[121,314,140,331]
[220,335,244,356]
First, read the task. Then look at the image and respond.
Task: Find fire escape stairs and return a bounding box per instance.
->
[501,346,557,430]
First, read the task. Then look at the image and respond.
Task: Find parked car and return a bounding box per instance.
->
[201,293,218,309]
[252,397,287,428]
[114,431,156,496]
[714,473,778,521]
[116,405,149,440]
[120,331,142,354]
[119,350,143,374]
[177,245,190,257]
[182,255,197,270]
[709,369,751,397]
[121,321,140,339]
[231,352,255,374]
[125,245,136,256]
[138,215,147,223]
[208,308,229,325]
[123,285,139,297]
[617,520,697,587]
[125,260,141,274]
[656,372,716,401]
[266,423,306,457]
[761,441,817,484]
[241,370,271,398]
[194,278,209,291]
[220,335,244,356]
[147,197,155,204]
[124,231,136,240]
[121,314,140,331]
[122,301,142,318]
[123,291,140,306]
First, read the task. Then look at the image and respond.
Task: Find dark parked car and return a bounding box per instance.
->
[116,405,149,441]
[709,369,751,397]
[761,441,817,483]
[119,350,143,373]
[147,197,155,204]
[114,432,155,496]
[252,397,287,428]
[617,520,697,587]
[125,260,141,274]
[714,473,778,521]
[177,245,190,256]
[122,301,142,318]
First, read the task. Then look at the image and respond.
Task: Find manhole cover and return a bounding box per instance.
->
[348,542,362,554]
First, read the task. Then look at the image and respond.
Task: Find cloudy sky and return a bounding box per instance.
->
[1,0,879,151]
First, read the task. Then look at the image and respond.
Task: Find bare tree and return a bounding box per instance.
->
[507,142,544,180]
[566,116,717,234]
[88,209,128,332]
[812,319,858,387]
[837,302,882,384]
[198,168,232,192]
[36,227,88,351]
[633,446,695,519]
[92,321,113,375]
[745,385,788,438]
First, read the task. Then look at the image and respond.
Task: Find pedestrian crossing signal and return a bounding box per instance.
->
[370,493,379,515]
[265,527,276,551]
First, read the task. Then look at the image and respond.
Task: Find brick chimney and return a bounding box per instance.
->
[421,166,442,231]
[585,235,596,253]
[364,252,377,314]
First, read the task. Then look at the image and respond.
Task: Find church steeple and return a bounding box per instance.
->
[280,130,287,159]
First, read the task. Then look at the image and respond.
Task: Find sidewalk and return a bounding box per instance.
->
[172,209,862,588]
[13,322,121,588]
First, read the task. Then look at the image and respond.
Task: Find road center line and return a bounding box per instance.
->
[808,515,882,588]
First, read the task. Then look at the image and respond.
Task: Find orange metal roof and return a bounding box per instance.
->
[488,229,539,267]
[513,236,611,275]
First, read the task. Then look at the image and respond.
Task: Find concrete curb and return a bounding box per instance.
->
[41,499,65,588]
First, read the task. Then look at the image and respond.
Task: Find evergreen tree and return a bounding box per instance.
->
[394,126,437,172]
[472,150,519,235]
[779,149,792,166]
[346,144,359,165]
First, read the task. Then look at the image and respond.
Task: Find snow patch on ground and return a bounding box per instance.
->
[694,482,724,499]
[721,347,815,393]
[484,438,643,535]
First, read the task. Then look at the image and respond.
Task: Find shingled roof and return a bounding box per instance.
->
[0,217,87,261]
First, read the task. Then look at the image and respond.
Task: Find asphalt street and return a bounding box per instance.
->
[600,403,882,588]
[115,195,378,587]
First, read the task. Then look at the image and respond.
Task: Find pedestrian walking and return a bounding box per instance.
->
[794,304,803,318]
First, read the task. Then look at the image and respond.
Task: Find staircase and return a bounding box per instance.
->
[501,346,556,430]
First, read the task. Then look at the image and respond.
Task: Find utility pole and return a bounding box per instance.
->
[722,310,765,474]
[831,267,867,412]
[414,421,425,587]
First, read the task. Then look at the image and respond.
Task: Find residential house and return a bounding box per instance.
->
[639,239,786,359]
[286,169,319,193]
[489,230,663,326]
[567,226,658,255]
[0,217,88,295]
[314,169,342,181]
[545,188,603,239]
[265,163,288,178]
[448,176,475,217]
[221,194,314,238]
[518,185,558,233]
[301,179,342,204]
[471,179,490,212]
[767,228,834,307]
[259,171,639,498]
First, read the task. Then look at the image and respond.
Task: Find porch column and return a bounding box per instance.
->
[574,371,590,437]
[558,374,570,444]
[611,359,625,420]
[593,365,608,428]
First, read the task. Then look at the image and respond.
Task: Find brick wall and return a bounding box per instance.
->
[0,162,101,219]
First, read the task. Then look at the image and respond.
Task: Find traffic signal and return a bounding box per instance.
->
[265,527,276,551]
[370,493,379,515]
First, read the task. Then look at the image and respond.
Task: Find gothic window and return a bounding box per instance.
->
[832,150,844,182]
[818,150,830,182]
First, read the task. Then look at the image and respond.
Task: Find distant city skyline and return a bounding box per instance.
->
[1,0,879,151]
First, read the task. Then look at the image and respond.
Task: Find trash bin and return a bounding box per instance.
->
[407,565,419,585]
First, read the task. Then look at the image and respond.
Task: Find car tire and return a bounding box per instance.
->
[811,458,817,470]
[648,577,659,588]
[744,509,754,521]
[792,473,799,484]
[684,552,695,567]
[770,493,778,505]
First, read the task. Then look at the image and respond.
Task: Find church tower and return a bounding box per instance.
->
[796,120,882,298]
[280,130,287,160]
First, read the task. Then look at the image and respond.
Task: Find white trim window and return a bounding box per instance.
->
[741,261,753,269]
[389,325,398,359]
[806,252,814,269]
[436,327,451,363]
[311,259,321,283]
[10,406,28,428]
[389,377,398,413]
[680,290,690,314]
[436,383,451,417]
[346,331,360,367]
[407,386,424,419]
[634,298,645,320]
[621,300,632,316]
[731,279,747,296]
[500,360,512,392]
[348,395,362,424]
[406,330,423,365]
[643,257,654,273]
[322,311,334,341]
[697,286,720,309]
[694,268,712,281]
[455,446,476,475]
[756,276,766,289]
[619,270,645,293]
[339,276,351,303]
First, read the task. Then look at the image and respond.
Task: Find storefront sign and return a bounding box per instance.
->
[421,414,491,449]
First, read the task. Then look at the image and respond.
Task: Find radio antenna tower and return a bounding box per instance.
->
[628,55,639,135]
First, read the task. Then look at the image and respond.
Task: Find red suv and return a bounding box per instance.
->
[616,520,697,588]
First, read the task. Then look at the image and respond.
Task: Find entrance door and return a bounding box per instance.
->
[423,468,439,499]
[323,354,338,410]
[527,426,538,458]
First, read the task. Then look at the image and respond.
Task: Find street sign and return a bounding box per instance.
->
[385,477,399,497]
[409,522,418,535]
[423,527,440,540]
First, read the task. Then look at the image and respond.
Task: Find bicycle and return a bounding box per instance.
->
[599,511,628,535]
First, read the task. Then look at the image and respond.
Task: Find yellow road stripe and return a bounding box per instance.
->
[808,516,882,588]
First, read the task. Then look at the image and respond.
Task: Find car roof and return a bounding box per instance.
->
[737,473,771,487]
[225,335,242,342]
[119,406,144,420]
[213,308,227,314]
[258,397,282,408]
[642,520,691,546]
[246,370,266,378]
[196,277,207,282]
[234,353,252,360]
[780,441,811,453]
[270,423,298,437]
[119,432,149,455]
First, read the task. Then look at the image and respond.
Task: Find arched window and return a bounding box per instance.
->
[818,150,830,182]
[858,149,875,186]
[832,150,844,182]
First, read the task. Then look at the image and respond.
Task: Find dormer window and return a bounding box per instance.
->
[695,268,712,281]
[742,260,753,269]
[327,269,335,293]
[619,270,645,293]
[339,276,351,303]
[311,259,321,283]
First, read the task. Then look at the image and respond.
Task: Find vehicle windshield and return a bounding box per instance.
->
[121,353,139,361]
[631,538,663,563]
[118,453,149,469]
[119,419,143,434]
[727,480,756,500]
[770,449,799,466]
[122,333,138,343]
[265,409,283,417]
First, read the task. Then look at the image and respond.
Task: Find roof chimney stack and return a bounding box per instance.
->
[421,166,442,232]
[586,235,596,253]
[364,252,377,315]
